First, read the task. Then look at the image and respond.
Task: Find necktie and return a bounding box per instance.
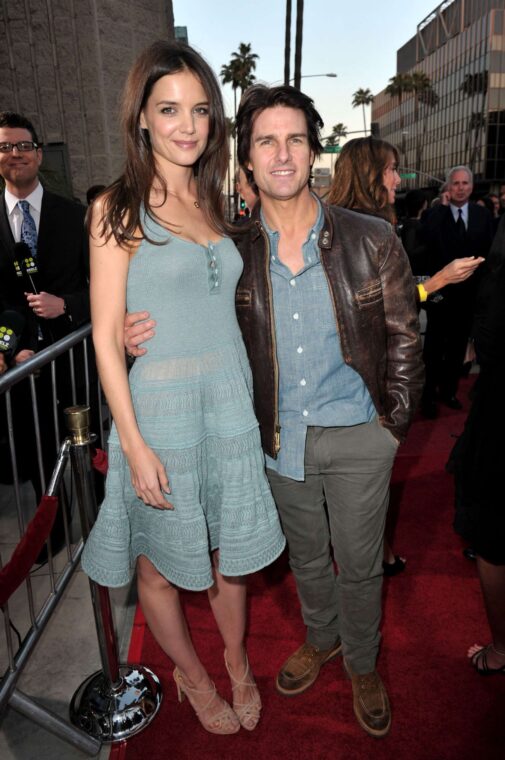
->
[455,208,466,239]
[18,200,38,258]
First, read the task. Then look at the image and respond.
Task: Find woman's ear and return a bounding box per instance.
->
[139,111,147,130]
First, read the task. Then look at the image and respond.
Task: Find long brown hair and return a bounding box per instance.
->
[96,40,229,247]
[328,137,399,224]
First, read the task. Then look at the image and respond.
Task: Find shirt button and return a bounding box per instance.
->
[293,312,299,320]
[311,232,316,240]
[271,256,276,262]
[290,278,296,286]
[209,261,216,268]
[214,281,219,287]
[302,409,309,417]
[297,346,303,354]
[300,378,306,386]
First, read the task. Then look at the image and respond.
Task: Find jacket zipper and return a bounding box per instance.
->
[259,224,281,455]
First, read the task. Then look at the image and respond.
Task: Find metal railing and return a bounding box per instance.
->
[0,325,104,754]
[0,323,162,753]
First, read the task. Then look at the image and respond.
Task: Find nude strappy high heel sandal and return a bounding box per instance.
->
[224,652,262,731]
[173,667,240,735]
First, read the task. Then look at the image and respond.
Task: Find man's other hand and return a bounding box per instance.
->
[124,311,156,357]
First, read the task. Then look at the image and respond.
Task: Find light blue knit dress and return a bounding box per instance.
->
[82,216,285,590]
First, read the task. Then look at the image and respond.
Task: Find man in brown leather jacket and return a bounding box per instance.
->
[125,85,423,738]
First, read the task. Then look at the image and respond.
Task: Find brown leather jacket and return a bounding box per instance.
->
[234,202,424,458]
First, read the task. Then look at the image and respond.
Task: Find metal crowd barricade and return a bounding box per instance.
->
[0,324,161,754]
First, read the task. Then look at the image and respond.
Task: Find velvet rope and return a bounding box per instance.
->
[0,495,59,608]
[92,448,108,475]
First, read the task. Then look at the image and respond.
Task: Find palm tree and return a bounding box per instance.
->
[220,43,259,123]
[352,88,374,135]
[284,0,292,85]
[221,44,259,213]
[410,71,438,173]
[325,123,347,173]
[460,70,488,170]
[385,73,413,163]
[294,0,304,89]
[385,73,413,130]
[326,123,348,145]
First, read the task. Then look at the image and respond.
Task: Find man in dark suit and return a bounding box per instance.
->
[0,111,91,557]
[420,165,493,417]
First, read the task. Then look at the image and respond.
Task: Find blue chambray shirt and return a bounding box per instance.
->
[264,198,376,481]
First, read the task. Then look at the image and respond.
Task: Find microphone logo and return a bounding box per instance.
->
[13,256,38,277]
[0,325,14,352]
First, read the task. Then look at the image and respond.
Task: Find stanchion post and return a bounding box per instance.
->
[65,406,162,743]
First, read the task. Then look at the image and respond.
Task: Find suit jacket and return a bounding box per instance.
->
[420,202,493,305]
[421,202,493,267]
[0,189,90,350]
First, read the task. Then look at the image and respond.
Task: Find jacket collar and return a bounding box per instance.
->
[250,195,334,247]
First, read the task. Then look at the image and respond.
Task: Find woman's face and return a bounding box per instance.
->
[140,69,210,172]
[382,153,401,204]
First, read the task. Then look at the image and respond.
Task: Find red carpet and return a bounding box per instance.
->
[111,380,505,760]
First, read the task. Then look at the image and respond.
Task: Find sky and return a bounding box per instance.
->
[172,0,440,166]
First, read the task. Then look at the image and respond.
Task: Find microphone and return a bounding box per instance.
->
[13,241,39,294]
[0,310,25,359]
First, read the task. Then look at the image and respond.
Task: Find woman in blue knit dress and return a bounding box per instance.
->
[82,41,285,735]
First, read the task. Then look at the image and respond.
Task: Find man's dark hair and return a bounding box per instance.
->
[86,184,106,205]
[0,111,40,145]
[405,189,428,218]
[236,84,324,185]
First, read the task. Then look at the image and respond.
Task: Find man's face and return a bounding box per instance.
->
[246,106,314,202]
[0,127,42,194]
[448,169,472,207]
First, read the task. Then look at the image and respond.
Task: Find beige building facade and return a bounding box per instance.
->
[0,1,174,200]
[372,0,505,190]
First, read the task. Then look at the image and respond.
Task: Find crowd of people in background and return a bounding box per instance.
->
[1,36,504,746]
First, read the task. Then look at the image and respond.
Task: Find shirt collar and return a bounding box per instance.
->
[260,193,324,242]
[449,201,469,221]
[4,181,43,217]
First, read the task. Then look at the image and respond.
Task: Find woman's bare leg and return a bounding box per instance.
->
[467,556,505,669]
[136,555,237,729]
[207,551,259,712]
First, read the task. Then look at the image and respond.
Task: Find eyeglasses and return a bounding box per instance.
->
[0,141,39,153]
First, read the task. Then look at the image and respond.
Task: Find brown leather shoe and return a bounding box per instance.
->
[276,641,342,696]
[344,659,391,737]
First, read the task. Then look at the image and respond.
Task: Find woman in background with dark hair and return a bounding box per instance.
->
[81,40,285,735]
[328,137,483,575]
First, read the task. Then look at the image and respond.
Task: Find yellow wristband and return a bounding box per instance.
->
[417,283,428,302]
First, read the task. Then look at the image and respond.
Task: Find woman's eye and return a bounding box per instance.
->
[195,107,209,115]
[161,107,175,115]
